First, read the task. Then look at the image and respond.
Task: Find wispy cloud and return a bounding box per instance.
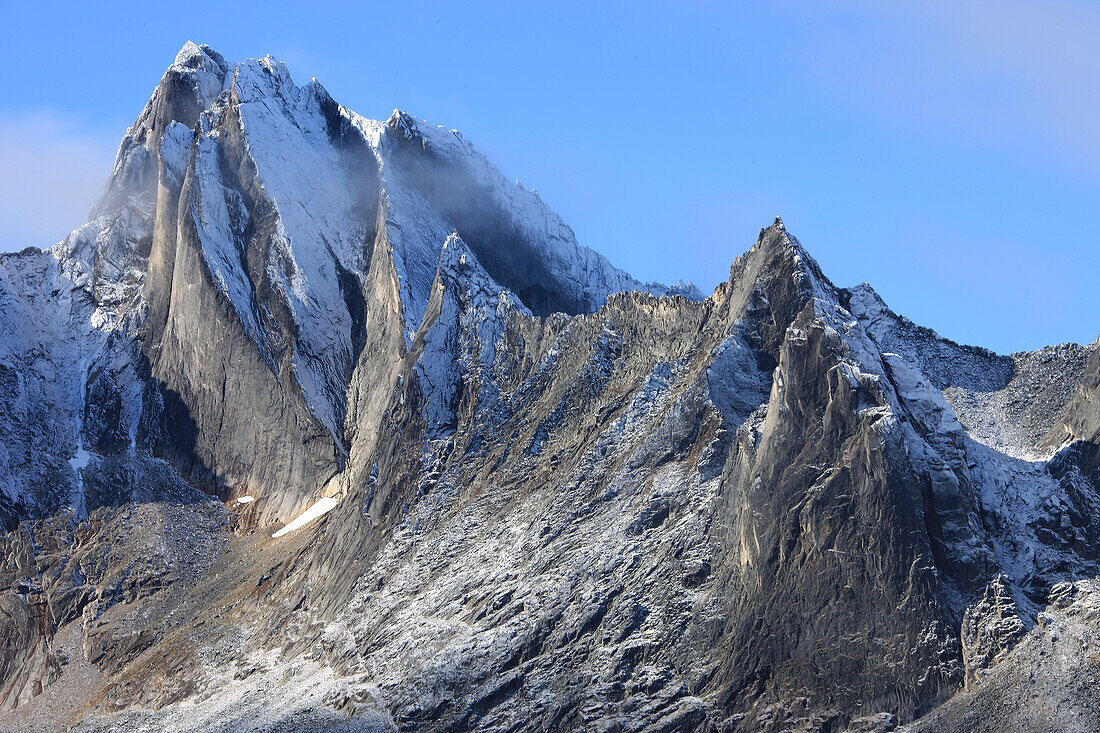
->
[0,111,116,252]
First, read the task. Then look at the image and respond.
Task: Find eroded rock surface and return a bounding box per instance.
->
[1,43,1098,733]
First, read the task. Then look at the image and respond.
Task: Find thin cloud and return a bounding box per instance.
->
[0,111,116,252]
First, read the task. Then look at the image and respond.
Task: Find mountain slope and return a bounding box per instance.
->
[0,44,1098,733]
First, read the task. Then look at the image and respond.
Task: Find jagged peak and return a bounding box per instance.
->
[383,108,469,158]
[751,216,808,260]
[653,278,704,301]
[229,54,303,105]
[705,218,843,360]
[845,280,1008,371]
[386,109,438,146]
[435,232,530,315]
[301,76,333,102]
[171,42,228,75]
[845,281,888,317]
[162,42,230,112]
[723,217,837,303]
[251,54,294,83]
[85,44,694,341]
[437,230,474,275]
[386,108,412,129]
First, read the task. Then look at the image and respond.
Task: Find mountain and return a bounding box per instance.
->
[0,43,1098,732]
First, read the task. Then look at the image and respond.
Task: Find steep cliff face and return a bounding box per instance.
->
[1058,342,1100,473]
[1,44,1098,733]
[1,42,688,531]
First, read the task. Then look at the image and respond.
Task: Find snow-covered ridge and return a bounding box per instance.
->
[0,42,711,527]
[4,41,1100,726]
[846,281,1093,460]
[39,42,705,445]
[780,278,1100,623]
[375,110,702,302]
[171,41,230,111]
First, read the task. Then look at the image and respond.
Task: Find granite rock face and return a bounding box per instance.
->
[1,44,1099,732]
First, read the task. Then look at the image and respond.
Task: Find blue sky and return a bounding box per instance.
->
[1,1,1097,354]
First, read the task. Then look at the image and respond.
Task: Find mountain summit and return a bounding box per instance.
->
[1,45,1098,732]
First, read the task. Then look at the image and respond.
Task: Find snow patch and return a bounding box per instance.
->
[271,496,339,538]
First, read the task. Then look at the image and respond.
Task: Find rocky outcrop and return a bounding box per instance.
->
[1058,339,1100,470]
[960,575,1027,688]
[0,43,1098,733]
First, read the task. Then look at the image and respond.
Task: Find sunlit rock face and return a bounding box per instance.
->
[1,43,1099,733]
